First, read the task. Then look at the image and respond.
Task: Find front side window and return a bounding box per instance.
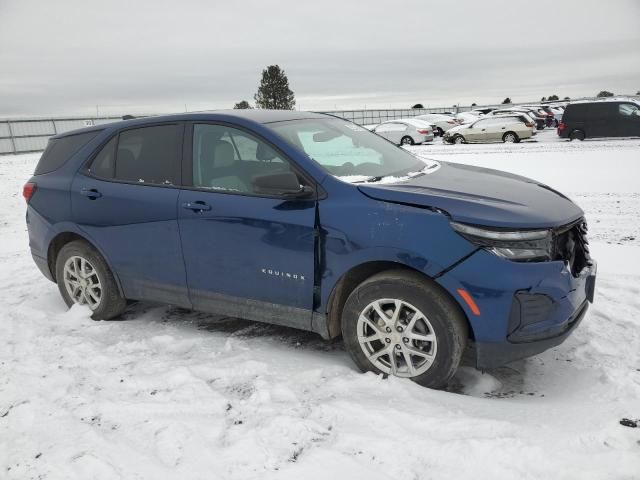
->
[89,124,182,185]
[618,103,639,117]
[268,118,434,181]
[192,124,292,194]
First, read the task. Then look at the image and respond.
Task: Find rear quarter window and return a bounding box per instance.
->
[34,131,100,175]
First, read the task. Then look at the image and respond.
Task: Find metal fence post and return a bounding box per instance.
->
[6,121,16,154]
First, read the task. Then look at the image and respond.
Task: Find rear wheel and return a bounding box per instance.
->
[400,136,414,146]
[569,129,585,141]
[503,131,519,143]
[341,270,468,389]
[453,135,465,144]
[55,240,127,320]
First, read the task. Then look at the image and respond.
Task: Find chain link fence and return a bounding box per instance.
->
[0,105,475,155]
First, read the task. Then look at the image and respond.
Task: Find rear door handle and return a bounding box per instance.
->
[182,200,211,212]
[80,188,102,199]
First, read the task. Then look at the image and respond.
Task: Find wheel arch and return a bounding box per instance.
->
[323,260,473,341]
[47,231,125,297]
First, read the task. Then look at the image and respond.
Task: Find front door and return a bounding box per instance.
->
[177,122,317,329]
[72,123,190,307]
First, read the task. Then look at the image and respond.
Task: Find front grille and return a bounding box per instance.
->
[551,219,591,276]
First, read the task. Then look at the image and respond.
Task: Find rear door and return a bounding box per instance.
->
[177,122,317,329]
[72,123,190,307]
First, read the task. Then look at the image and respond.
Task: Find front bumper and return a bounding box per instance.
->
[436,248,596,369]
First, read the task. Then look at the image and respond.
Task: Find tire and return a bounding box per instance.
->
[341,270,468,389]
[436,127,444,137]
[55,240,127,320]
[502,131,519,143]
[453,135,465,144]
[569,129,585,141]
[400,136,414,146]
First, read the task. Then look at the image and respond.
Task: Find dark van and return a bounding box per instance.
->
[558,100,640,140]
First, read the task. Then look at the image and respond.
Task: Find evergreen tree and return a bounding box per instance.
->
[233,100,252,109]
[502,97,512,104]
[548,94,559,101]
[597,90,614,98]
[254,65,295,110]
[411,103,424,109]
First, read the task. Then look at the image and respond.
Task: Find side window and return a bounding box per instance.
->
[35,131,100,175]
[114,125,182,185]
[618,103,639,117]
[88,136,117,179]
[377,123,406,132]
[192,124,292,194]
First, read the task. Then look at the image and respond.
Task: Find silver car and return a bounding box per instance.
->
[414,113,460,136]
[443,115,534,144]
[372,119,434,145]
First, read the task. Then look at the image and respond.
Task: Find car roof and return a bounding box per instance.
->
[52,109,332,139]
[569,97,640,106]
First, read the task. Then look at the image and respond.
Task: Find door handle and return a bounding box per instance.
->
[182,200,211,212]
[80,188,102,199]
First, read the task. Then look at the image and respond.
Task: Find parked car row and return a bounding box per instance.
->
[369,97,638,146]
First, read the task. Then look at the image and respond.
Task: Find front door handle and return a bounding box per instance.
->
[80,188,102,199]
[182,200,211,212]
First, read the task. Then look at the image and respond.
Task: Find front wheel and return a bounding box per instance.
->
[400,136,414,146]
[341,270,468,389]
[503,131,519,143]
[453,134,465,144]
[55,240,127,320]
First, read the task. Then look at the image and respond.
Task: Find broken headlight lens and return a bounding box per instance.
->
[451,222,552,262]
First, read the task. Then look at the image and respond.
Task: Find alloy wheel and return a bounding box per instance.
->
[62,255,102,310]
[356,298,437,378]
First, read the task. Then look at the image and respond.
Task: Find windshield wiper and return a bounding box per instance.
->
[352,176,384,184]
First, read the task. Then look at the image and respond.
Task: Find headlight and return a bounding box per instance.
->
[450,221,552,261]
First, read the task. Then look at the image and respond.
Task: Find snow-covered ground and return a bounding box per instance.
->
[1,132,639,479]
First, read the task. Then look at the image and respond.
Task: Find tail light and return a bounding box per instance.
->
[447,120,457,125]
[23,182,37,203]
[558,121,566,132]
[525,122,535,128]
[417,129,430,135]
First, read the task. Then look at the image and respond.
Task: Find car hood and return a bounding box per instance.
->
[357,162,583,229]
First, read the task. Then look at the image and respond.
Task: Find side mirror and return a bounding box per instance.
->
[251,171,313,198]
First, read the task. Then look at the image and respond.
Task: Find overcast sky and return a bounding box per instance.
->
[1,0,639,116]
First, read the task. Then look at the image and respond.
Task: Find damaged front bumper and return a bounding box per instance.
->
[436,247,597,369]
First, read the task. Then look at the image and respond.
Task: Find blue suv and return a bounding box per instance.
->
[24,110,596,388]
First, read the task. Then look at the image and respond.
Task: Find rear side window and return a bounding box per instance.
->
[89,124,182,185]
[88,137,116,179]
[35,131,99,175]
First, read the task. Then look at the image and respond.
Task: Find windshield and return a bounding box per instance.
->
[266,117,438,183]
